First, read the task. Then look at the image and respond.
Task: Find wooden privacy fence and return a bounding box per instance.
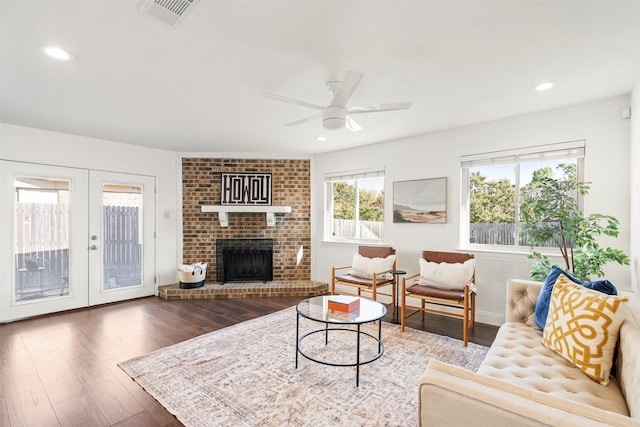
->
[16,203,69,254]
[470,222,558,247]
[15,203,70,288]
[103,206,141,287]
[15,203,141,288]
[332,219,384,240]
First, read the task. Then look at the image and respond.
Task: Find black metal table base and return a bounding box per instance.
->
[295,312,384,387]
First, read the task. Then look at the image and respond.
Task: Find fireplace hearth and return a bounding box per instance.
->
[216,239,273,283]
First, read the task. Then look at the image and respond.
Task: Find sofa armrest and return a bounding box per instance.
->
[419,360,638,427]
[505,279,542,326]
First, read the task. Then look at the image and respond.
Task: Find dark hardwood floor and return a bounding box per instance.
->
[0,296,498,426]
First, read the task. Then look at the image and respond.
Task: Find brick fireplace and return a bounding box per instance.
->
[181,158,312,285]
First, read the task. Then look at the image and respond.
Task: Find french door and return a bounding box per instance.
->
[0,161,156,322]
[88,170,155,305]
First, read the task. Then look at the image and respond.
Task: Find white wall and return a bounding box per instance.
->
[312,95,632,326]
[631,76,640,295]
[2,93,634,323]
[0,123,179,288]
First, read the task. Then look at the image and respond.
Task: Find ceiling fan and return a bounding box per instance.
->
[262,71,412,132]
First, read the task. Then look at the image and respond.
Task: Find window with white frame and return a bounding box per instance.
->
[460,141,584,249]
[324,168,385,242]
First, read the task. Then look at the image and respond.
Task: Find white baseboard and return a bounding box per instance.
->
[475,310,504,327]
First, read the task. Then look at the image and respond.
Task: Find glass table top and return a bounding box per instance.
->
[296,295,387,324]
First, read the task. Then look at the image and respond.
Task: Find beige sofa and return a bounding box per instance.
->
[418,279,640,426]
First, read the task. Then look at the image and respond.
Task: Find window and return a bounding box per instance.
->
[461,141,584,248]
[325,168,385,242]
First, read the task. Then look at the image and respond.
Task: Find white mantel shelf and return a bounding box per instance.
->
[201,205,292,227]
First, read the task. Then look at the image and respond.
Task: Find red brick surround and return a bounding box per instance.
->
[182,158,311,283]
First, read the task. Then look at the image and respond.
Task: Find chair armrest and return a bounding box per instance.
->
[403,273,420,282]
[332,265,353,272]
[368,268,396,286]
[419,360,635,427]
[402,273,420,292]
[505,279,542,325]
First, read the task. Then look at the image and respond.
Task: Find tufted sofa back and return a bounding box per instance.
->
[504,279,540,327]
[504,279,640,421]
[616,291,640,420]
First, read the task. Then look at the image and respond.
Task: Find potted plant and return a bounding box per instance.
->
[519,164,629,281]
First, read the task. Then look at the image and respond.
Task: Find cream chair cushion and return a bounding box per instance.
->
[418,258,475,290]
[349,253,395,280]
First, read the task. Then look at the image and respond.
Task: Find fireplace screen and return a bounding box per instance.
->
[216,239,273,283]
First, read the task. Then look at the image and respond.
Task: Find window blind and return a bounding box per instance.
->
[324,166,385,182]
[460,140,585,168]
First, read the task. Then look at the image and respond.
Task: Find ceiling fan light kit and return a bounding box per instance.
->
[323,106,346,130]
[263,70,411,132]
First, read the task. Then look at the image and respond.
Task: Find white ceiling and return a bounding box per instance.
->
[1,0,640,155]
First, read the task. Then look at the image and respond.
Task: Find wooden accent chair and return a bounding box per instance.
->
[401,251,476,346]
[331,246,397,313]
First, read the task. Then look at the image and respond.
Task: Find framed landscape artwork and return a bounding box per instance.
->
[393,177,447,223]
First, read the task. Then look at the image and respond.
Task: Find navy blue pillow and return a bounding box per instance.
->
[582,279,618,295]
[533,266,618,330]
[534,267,581,330]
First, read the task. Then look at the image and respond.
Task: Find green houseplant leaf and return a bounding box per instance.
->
[519,164,629,281]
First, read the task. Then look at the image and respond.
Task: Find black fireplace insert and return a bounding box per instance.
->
[216,239,273,283]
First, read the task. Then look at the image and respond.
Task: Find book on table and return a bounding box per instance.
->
[328,295,360,312]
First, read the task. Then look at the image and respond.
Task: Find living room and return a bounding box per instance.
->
[1,1,640,425]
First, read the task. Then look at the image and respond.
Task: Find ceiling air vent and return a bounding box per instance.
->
[141,0,200,26]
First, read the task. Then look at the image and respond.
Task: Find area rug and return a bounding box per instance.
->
[119,306,489,426]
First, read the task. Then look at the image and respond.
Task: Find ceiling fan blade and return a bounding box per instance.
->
[347,102,412,114]
[262,92,324,111]
[285,113,322,127]
[330,70,364,108]
[346,115,363,132]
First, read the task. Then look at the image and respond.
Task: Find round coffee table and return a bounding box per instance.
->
[295,295,387,386]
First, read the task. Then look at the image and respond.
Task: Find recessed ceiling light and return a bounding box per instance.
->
[534,81,555,91]
[38,45,74,61]
[316,136,327,142]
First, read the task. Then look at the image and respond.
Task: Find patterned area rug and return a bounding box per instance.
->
[119,306,488,426]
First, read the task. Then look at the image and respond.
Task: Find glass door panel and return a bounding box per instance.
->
[103,183,143,290]
[15,177,70,302]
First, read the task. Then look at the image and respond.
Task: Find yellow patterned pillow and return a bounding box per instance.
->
[542,274,628,385]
